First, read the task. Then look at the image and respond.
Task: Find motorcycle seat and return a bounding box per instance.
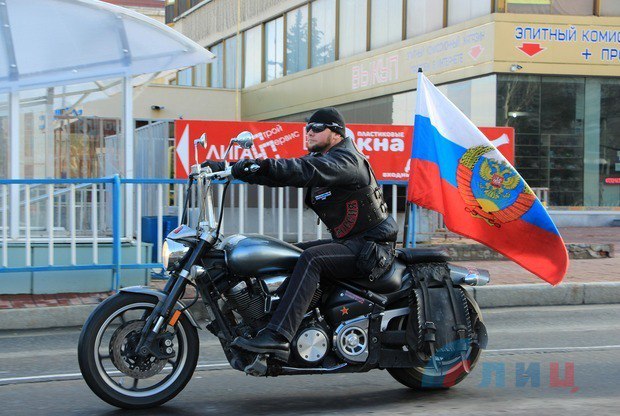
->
[349,260,406,294]
[396,248,450,264]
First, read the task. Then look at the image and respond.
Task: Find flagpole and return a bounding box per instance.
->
[403,201,410,248]
[404,202,416,248]
[403,68,424,248]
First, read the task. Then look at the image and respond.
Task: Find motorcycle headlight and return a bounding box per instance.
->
[162,238,190,270]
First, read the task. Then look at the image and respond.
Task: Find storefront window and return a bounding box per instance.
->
[407,0,444,38]
[497,75,547,197]
[209,42,223,88]
[244,25,262,87]
[339,0,367,58]
[265,17,284,81]
[311,0,336,67]
[542,77,585,207]
[588,78,620,206]
[600,0,620,16]
[448,0,490,26]
[506,0,595,15]
[370,0,403,50]
[286,6,309,75]
[225,35,239,89]
[495,75,607,207]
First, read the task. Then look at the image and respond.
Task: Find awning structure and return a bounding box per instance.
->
[0,0,214,92]
[0,0,214,241]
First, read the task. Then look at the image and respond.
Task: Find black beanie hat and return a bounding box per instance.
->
[307,107,346,138]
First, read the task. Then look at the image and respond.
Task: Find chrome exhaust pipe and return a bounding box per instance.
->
[448,264,490,286]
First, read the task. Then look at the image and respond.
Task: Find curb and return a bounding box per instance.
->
[0,304,98,331]
[419,243,614,261]
[1,283,620,331]
[472,282,620,308]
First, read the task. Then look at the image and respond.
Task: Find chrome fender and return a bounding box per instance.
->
[120,286,201,329]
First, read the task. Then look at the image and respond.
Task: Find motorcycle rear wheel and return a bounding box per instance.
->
[78,293,199,409]
[386,295,482,390]
[387,346,481,389]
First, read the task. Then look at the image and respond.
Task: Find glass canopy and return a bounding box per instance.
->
[0,0,214,92]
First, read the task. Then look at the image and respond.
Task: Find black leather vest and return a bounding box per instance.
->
[306,160,389,240]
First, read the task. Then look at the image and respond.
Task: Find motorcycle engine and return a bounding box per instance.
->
[225,280,267,325]
[225,277,323,328]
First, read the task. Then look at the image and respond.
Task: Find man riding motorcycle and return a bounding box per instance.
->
[78,111,488,409]
[205,107,398,356]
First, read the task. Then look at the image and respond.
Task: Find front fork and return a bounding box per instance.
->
[135,239,209,358]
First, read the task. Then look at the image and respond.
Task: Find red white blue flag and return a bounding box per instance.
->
[407,72,568,285]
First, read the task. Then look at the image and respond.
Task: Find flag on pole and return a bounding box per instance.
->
[407,72,568,285]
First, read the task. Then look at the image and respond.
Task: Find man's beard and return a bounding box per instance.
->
[307,142,328,153]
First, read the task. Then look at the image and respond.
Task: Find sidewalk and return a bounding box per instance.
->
[0,227,617,329]
[450,227,619,285]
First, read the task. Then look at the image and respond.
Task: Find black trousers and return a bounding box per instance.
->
[266,239,360,341]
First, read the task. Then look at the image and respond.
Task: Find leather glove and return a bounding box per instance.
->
[200,160,226,172]
[231,159,258,179]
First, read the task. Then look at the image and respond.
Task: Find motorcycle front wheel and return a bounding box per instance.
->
[77,293,199,409]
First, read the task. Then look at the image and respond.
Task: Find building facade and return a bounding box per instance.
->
[164,0,620,210]
[104,0,166,22]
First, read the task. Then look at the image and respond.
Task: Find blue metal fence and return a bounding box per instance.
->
[1,176,428,292]
[0,175,189,291]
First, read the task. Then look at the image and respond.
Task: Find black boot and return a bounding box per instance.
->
[232,329,290,354]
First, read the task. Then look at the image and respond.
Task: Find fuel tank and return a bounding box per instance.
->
[219,234,302,277]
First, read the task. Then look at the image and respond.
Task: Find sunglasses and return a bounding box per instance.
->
[305,122,342,133]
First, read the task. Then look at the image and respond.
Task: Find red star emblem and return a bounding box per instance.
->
[341,306,349,315]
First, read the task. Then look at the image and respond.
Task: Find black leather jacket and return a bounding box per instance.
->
[240,138,399,245]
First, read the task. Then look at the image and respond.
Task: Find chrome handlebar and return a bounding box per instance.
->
[192,163,260,180]
[188,162,259,231]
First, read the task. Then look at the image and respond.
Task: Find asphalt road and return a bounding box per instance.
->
[0,304,619,415]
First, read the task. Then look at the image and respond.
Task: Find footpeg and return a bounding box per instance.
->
[270,349,290,363]
[228,349,247,372]
[244,354,268,377]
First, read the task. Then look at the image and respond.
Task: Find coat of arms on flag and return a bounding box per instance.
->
[407,71,568,285]
[457,145,536,227]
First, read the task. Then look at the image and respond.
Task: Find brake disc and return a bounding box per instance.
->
[109,320,167,379]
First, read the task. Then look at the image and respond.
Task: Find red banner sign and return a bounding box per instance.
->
[175,120,514,182]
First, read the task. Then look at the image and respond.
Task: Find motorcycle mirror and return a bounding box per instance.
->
[195,133,207,149]
[232,131,254,149]
[194,133,207,165]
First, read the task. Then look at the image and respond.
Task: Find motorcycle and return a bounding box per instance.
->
[78,132,490,409]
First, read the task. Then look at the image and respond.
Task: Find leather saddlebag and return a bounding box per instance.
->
[405,262,474,367]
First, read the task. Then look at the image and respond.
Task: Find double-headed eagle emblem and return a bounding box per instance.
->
[457,145,535,227]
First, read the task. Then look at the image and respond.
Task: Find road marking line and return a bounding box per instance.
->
[0,362,230,384]
[3,345,620,384]
[486,345,620,353]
